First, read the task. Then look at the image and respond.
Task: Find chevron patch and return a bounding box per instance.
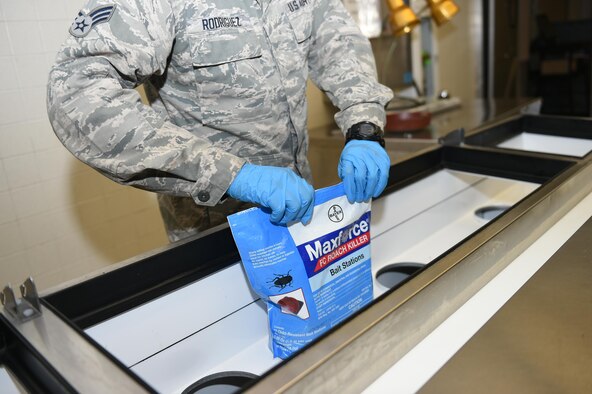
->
[69,5,116,38]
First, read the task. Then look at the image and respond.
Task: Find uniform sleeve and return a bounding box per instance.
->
[47,0,245,207]
[307,0,393,133]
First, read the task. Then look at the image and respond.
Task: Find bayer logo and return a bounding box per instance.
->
[328,205,344,222]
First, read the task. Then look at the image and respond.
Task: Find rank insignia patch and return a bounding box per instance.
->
[69,5,116,38]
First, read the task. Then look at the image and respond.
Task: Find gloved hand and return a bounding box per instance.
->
[227,164,315,225]
[338,140,390,203]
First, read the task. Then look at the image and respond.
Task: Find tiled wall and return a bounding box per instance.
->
[0,0,168,292]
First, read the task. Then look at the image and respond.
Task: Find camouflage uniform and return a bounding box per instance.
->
[47,0,393,242]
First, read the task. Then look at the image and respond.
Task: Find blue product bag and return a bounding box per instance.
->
[227,183,374,359]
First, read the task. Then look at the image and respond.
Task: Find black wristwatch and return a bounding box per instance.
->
[345,121,386,148]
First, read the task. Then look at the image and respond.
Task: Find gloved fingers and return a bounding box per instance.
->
[372,171,388,197]
[351,142,391,200]
[373,149,391,197]
[301,197,314,224]
[353,161,368,202]
[267,174,315,226]
[268,193,287,224]
[373,165,389,198]
[297,183,315,224]
[340,160,357,203]
[281,186,302,225]
[364,166,379,202]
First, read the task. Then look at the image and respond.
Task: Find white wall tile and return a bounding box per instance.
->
[0,23,11,56]
[96,172,125,195]
[6,21,44,55]
[137,229,167,254]
[123,187,157,213]
[0,123,35,158]
[31,119,63,151]
[26,240,61,276]
[104,188,135,221]
[107,215,137,245]
[82,222,117,261]
[34,263,85,291]
[69,170,105,203]
[20,87,47,120]
[41,178,69,211]
[14,54,49,88]
[34,0,70,21]
[0,57,19,90]
[0,90,25,124]
[112,238,144,262]
[0,252,32,286]
[65,0,88,15]
[0,0,37,21]
[133,206,166,238]
[38,20,69,53]
[84,253,111,272]
[49,207,80,238]
[45,51,56,73]
[0,221,24,257]
[55,231,89,265]
[3,153,40,189]
[10,182,47,219]
[18,210,59,247]
[35,147,78,181]
[0,190,16,224]
[0,159,8,191]
[74,197,109,229]
[71,157,94,176]
[36,265,86,290]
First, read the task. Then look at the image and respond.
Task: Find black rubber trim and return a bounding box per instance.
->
[182,371,258,394]
[465,114,592,153]
[43,226,241,329]
[442,145,574,184]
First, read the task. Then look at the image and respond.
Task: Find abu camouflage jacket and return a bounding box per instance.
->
[47,0,392,238]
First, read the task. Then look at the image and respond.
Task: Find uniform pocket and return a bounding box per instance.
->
[191,29,273,125]
[287,10,312,44]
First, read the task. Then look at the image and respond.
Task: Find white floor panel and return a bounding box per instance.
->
[131,300,276,394]
[371,170,486,238]
[497,132,592,157]
[86,263,258,366]
[0,368,20,394]
[371,172,537,296]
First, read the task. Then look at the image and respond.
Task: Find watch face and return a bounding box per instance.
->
[359,123,377,136]
[346,122,385,145]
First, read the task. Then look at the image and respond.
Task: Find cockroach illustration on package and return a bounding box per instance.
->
[268,271,293,290]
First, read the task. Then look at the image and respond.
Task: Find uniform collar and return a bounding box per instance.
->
[255,0,271,12]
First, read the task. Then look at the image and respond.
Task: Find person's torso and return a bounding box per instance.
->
[154,0,315,174]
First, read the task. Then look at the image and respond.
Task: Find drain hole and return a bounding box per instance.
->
[475,205,511,221]
[376,263,424,289]
[182,371,259,394]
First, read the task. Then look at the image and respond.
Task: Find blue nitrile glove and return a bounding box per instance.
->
[227,164,315,225]
[338,140,390,203]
